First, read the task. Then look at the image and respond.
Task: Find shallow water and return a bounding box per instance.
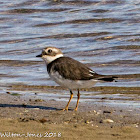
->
[0,0,140,90]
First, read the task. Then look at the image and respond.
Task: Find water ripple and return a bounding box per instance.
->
[0,0,139,88]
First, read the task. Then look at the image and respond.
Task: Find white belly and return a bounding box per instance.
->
[49,71,97,90]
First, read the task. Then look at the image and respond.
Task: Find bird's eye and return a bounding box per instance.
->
[48,49,52,53]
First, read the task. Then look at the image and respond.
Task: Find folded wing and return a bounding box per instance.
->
[47,57,117,82]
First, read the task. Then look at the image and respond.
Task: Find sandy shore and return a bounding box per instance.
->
[0,90,139,140]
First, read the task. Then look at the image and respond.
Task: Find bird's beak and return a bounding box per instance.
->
[36,54,42,57]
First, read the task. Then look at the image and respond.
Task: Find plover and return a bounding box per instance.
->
[36,47,117,111]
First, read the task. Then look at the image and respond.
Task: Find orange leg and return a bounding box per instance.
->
[63,90,73,111]
[74,89,80,111]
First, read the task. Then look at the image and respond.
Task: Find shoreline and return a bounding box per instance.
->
[6,84,140,94]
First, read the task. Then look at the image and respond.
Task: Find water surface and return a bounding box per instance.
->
[0,0,140,91]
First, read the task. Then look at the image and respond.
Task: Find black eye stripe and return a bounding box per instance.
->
[42,51,47,55]
[42,49,53,55]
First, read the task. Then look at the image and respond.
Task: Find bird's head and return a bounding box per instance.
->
[36,47,63,64]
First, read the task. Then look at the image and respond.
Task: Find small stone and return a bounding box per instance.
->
[93,110,97,113]
[96,112,100,115]
[74,125,77,128]
[6,92,11,94]
[35,99,44,102]
[102,119,114,123]
[133,124,139,128]
[24,109,29,113]
[64,121,69,124]
[33,108,40,110]
[85,120,90,124]
[103,110,111,114]
[99,120,103,123]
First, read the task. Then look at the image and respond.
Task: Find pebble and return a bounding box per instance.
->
[64,121,69,124]
[133,124,139,128]
[96,112,100,115]
[103,110,112,114]
[24,109,29,113]
[35,99,44,102]
[100,119,114,123]
[33,108,40,110]
[85,120,90,124]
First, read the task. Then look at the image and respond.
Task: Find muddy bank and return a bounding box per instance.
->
[0,93,139,140]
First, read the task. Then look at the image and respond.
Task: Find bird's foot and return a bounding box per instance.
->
[62,107,68,111]
[74,107,78,111]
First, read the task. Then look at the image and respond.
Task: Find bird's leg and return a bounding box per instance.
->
[74,89,80,111]
[62,90,73,111]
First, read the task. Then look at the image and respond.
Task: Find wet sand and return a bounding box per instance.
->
[0,87,139,140]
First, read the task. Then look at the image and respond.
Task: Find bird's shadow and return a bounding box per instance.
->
[0,103,61,111]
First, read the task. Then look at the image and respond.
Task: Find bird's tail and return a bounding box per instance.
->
[97,75,117,82]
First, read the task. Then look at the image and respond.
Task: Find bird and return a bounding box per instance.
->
[36,47,117,111]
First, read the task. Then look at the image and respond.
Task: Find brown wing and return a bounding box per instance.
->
[47,57,98,80]
[47,57,117,81]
